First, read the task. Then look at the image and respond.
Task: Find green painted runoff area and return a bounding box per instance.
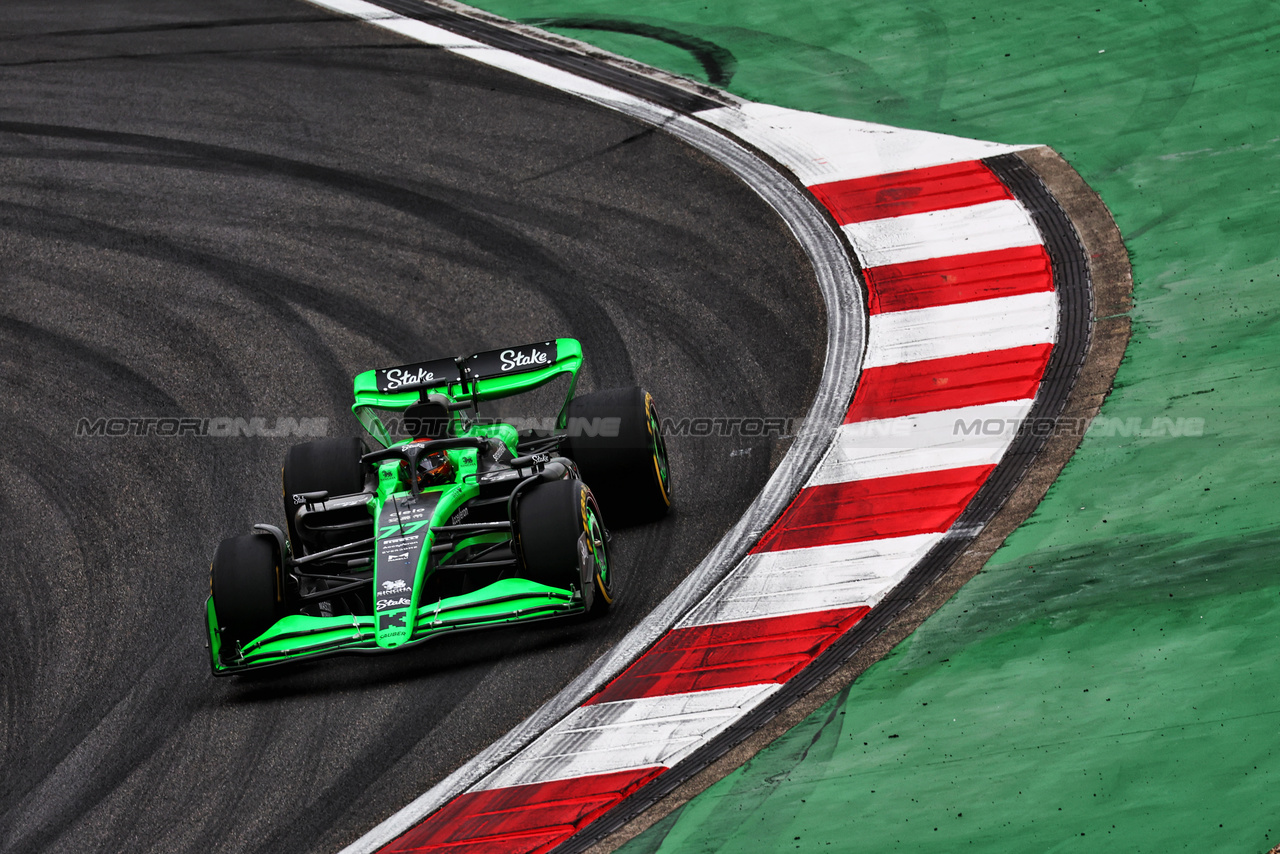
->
[468,0,1280,850]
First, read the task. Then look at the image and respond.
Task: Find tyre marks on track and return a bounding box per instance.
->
[314,8,1100,853]
[0,4,826,852]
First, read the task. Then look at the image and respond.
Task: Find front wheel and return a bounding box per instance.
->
[516,479,612,615]
[562,386,670,526]
[210,533,283,654]
[281,437,369,553]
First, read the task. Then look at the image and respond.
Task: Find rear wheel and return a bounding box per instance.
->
[517,479,611,614]
[282,437,368,553]
[210,533,282,653]
[562,386,670,525]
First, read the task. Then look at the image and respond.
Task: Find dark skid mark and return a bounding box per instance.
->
[521,127,657,183]
[0,42,444,70]
[555,154,1095,854]
[0,119,574,265]
[0,201,371,397]
[0,14,341,42]
[0,644,208,854]
[238,633,585,854]
[0,4,828,851]
[525,17,738,87]
[0,422,246,850]
[0,121,632,377]
[372,0,725,112]
[0,315,181,412]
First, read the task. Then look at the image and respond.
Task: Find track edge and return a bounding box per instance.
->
[574,144,1134,854]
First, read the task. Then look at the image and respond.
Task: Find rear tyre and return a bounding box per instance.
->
[562,386,670,525]
[282,437,368,553]
[210,533,282,652]
[517,479,611,614]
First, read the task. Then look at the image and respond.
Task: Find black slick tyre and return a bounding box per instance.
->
[517,479,612,614]
[281,437,368,553]
[211,533,282,652]
[562,386,671,525]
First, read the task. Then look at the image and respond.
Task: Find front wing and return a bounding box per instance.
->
[207,578,583,675]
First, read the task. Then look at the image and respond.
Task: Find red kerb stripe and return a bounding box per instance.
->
[844,344,1053,423]
[586,608,870,705]
[864,245,1053,314]
[381,767,663,854]
[752,466,994,554]
[810,161,1012,225]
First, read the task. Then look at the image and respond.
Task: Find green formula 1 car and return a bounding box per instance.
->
[204,338,670,675]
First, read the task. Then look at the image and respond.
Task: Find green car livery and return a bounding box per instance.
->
[204,338,670,675]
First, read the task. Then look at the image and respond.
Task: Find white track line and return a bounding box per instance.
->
[309,2,1055,851]
[317,3,869,851]
[697,101,1034,185]
[311,0,657,115]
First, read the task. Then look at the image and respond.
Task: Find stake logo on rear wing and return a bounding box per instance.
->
[372,341,561,394]
[468,341,558,379]
[375,358,462,394]
[353,339,583,448]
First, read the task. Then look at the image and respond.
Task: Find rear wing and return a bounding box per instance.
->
[351,338,583,445]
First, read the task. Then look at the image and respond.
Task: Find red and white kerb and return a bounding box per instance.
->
[375,104,1055,854]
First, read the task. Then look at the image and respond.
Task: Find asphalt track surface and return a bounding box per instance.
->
[0,3,827,853]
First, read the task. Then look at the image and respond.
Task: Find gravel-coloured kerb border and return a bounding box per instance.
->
[299,3,1133,852]
[582,145,1134,854]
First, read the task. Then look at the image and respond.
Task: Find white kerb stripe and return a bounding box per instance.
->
[843,199,1041,268]
[679,534,944,626]
[308,0,657,115]
[863,290,1057,368]
[808,399,1037,486]
[696,101,1033,186]
[305,4,887,854]
[475,684,780,790]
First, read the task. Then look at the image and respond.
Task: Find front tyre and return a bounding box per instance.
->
[562,386,670,525]
[517,479,612,615]
[210,533,283,653]
[282,437,368,553]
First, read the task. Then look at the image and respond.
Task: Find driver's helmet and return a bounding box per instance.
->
[415,449,455,489]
